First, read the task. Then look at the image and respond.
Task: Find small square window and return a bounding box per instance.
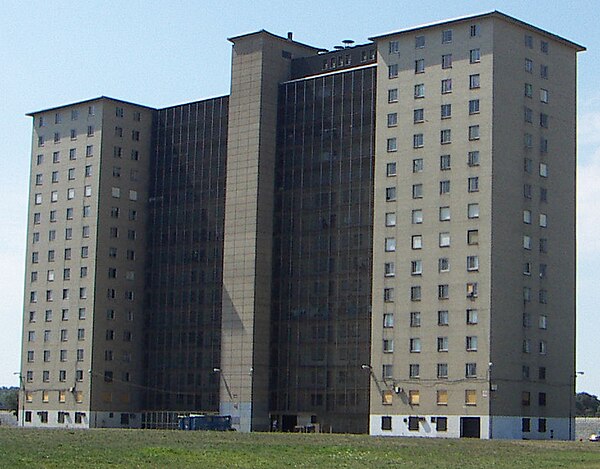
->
[414,108,424,123]
[415,59,425,74]
[469,74,480,89]
[388,89,398,103]
[442,30,452,44]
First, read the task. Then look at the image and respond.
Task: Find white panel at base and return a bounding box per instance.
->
[370,414,570,440]
[220,401,252,432]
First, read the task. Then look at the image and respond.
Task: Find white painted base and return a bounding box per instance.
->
[370,414,489,439]
[220,401,252,432]
[19,409,141,429]
[370,414,572,440]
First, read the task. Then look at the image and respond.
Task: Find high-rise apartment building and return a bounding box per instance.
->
[19,11,584,439]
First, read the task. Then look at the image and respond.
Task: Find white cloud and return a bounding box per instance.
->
[578,111,600,147]
[577,145,600,257]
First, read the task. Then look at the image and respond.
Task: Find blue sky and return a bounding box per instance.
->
[1,0,598,395]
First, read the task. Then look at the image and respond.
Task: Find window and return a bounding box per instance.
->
[437,363,448,379]
[384,288,394,303]
[439,206,450,221]
[470,24,480,37]
[433,312,448,329]
[385,187,396,201]
[437,336,449,352]
[466,336,478,352]
[439,232,450,247]
[522,418,531,432]
[523,288,532,303]
[525,58,533,73]
[387,113,398,127]
[385,212,396,227]
[467,255,479,271]
[470,48,480,63]
[523,184,532,199]
[441,104,452,119]
[414,84,424,98]
[410,286,421,302]
[441,78,452,94]
[388,89,398,103]
[437,390,448,406]
[540,88,549,103]
[382,339,394,354]
[414,108,424,123]
[87,125,94,137]
[469,99,480,115]
[466,309,478,325]
[440,129,451,144]
[465,390,477,406]
[409,364,420,379]
[383,313,394,328]
[412,184,423,199]
[412,209,423,224]
[438,284,449,300]
[525,83,533,98]
[410,312,421,327]
[540,162,548,177]
[415,35,425,48]
[412,235,422,249]
[438,258,449,273]
[467,282,478,298]
[539,213,547,228]
[388,64,399,79]
[468,177,479,192]
[441,54,452,69]
[410,338,421,353]
[111,187,120,198]
[469,74,480,89]
[539,314,548,330]
[382,364,393,379]
[440,180,450,194]
[413,158,423,173]
[465,363,477,378]
[382,390,393,405]
[440,154,451,170]
[468,150,480,167]
[381,416,392,430]
[540,64,548,79]
[54,132,61,143]
[388,40,399,54]
[539,392,547,406]
[442,29,452,44]
[539,367,546,380]
[467,230,479,245]
[523,235,532,250]
[468,125,480,140]
[540,137,548,153]
[411,260,422,276]
[86,145,94,157]
[525,34,533,48]
[384,138,400,157]
[413,134,424,148]
[415,59,425,74]
[385,238,396,252]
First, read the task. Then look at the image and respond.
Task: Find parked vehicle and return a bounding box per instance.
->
[178,414,233,431]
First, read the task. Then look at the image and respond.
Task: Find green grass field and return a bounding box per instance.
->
[1,428,600,468]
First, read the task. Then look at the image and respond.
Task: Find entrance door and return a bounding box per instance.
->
[460,417,481,438]
[281,414,298,432]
